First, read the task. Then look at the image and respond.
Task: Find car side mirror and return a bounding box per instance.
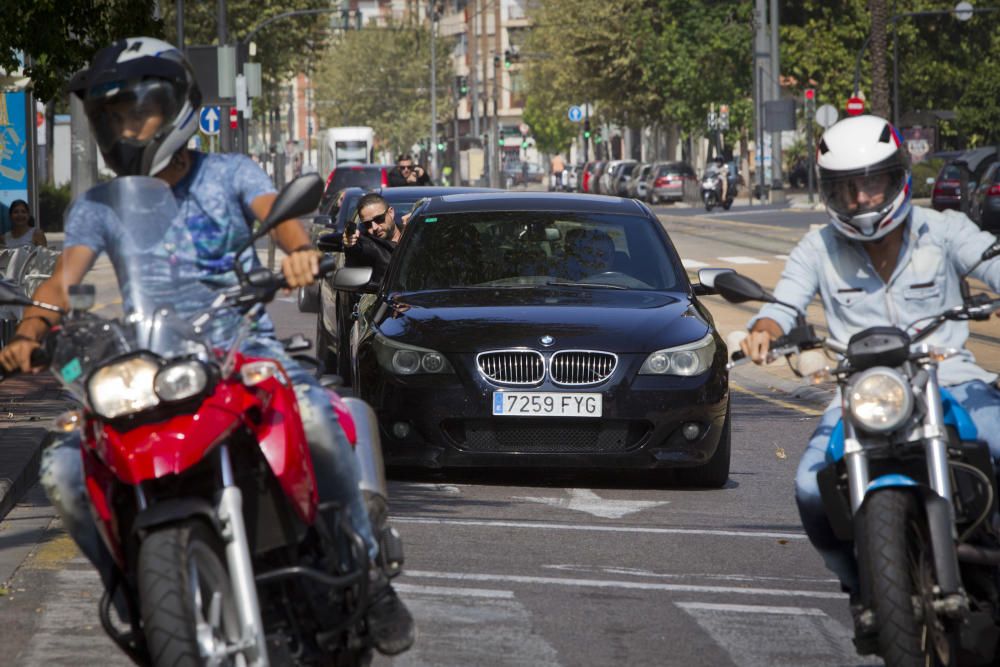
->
[313,214,333,228]
[695,268,736,294]
[332,266,375,292]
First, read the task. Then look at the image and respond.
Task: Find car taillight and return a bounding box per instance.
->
[325,169,336,189]
[381,168,388,187]
[654,177,668,187]
[988,184,1000,197]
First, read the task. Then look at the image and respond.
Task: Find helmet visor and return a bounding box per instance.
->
[84,79,184,153]
[819,153,908,220]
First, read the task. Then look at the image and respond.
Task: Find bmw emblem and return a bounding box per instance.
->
[540,335,555,347]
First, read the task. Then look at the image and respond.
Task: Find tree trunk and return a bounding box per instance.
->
[869,0,890,118]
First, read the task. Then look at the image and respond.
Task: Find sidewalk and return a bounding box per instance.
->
[0,374,73,521]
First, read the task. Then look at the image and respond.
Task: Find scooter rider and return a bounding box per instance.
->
[739,114,1000,649]
[0,38,414,656]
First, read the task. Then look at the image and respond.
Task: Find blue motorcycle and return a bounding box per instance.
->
[703,250,1000,667]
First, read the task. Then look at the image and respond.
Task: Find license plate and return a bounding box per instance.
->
[492,392,602,418]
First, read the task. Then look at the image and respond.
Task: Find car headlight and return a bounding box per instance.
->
[374,333,454,375]
[848,367,913,433]
[88,355,161,419]
[640,333,716,376]
[154,360,208,402]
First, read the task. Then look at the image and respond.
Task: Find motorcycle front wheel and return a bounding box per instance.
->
[138,520,246,667]
[860,490,958,667]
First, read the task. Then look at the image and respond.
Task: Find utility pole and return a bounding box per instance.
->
[480,1,490,186]
[429,1,438,182]
[469,1,479,138]
[492,55,500,188]
[218,0,232,152]
[753,0,768,204]
[769,0,784,203]
[176,0,184,50]
[70,95,97,199]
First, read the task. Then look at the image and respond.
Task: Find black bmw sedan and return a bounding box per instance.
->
[334,193,731,486]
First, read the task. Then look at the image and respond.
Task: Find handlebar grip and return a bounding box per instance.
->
[0,345,50,383]
[725,330,748,362]
[730,349,746,362]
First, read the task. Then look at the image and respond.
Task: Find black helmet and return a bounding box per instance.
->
[69,37,201,177]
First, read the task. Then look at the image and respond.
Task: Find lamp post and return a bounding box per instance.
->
[429,1,438,182]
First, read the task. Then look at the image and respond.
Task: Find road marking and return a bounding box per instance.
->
[682,258,710,269]
[718,255,768,265]
[405,570,846,600]
[541,564,838,586]
[394,583,514,599]
[511,488,669,519]
[393,516,808,540]
[659,213,793,234]
[678,599,857,667]
[730,381,824,417]
[677,602,826,616]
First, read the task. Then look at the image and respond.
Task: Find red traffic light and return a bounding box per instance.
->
[805,89,815,101]
[230,107,238,130]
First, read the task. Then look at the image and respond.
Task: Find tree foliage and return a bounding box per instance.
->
[312,22,453,156]
[0,0,162,102]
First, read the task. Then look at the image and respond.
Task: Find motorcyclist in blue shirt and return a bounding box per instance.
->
[0,37,414,656]
[739,114,1000,651]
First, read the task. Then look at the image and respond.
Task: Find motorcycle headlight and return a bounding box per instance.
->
[154,360,208,402]
[640,333,716,377]
[374,333,454,376]
[88,355,161,419]
[848,367,913,433]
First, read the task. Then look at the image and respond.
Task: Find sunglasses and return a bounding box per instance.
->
[399,164,415,171]
[360,210,390,228]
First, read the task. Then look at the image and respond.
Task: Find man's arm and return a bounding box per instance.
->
[248,192,320,288]
[0,246,96,372]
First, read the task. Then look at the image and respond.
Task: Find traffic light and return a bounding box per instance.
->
[594,130,602,144]
[503,49,519,69]
[521,139,529,149]
[804,88,816,114]
[583,119,591,140]
[498,136,505,147]
[437,141,445,151]
[455,75,468,98]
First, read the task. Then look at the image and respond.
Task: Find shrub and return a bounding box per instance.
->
[911,159,944,199]
[38,183,71,233]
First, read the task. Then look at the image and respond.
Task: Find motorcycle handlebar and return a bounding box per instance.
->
[0,346,50,383]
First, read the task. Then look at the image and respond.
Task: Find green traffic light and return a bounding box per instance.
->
[498,138,505,146]
[584,131,591,139]
[437,142,445,151]
[595,135,602,143]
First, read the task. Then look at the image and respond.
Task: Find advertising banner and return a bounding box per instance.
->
[0,91,28,234]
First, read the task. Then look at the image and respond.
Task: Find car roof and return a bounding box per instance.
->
[418,192,650,216]
[376,186,502,198]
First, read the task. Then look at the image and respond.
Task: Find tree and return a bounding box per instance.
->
[0,0,162,102]
[522,57,578,156]
[868,0,890,117]
[311,22,453,156]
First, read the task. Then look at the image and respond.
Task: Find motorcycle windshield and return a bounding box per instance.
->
[51,176,234,400]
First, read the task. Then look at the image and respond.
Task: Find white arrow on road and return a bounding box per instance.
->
[513,488,669,519]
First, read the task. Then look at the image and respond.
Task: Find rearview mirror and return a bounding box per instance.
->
[332,267,375,292]
[68,284,96,311]
[714,271,775,304]
[260,173,324,234]
[696,268,735,290]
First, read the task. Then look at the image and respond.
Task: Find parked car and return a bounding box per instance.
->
[968,161,1000,231]
[566,163,584,191]
[314,186,501,381]
[931,161,964,212]
[318,163,392,212]
[331,192,732,486]
[580,161,604,193]
[610,160,640,197]
[648,162,698,204]
[590,161,612,194]
[597,160,625,194]
[627,163,654,199]
[503,162,545,187]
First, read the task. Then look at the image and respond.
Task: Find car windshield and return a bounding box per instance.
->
[331,167,382,190]
[391,212,684,292]
[940,164,962,180]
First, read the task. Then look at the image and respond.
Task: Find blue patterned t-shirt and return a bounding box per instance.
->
[64,152,278,345]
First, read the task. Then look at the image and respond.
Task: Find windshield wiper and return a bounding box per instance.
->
[545,280,628,290]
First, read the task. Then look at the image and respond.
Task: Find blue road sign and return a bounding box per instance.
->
[568,105,583,123]
[199,106,221,135]
[0,91,29,233]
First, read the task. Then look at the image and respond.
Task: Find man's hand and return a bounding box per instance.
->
[0,337,41,374]
[343,228,361,248]
[739,317,783,365]
[281,249,322,288]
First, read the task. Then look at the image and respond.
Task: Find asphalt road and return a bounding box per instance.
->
[0,205,892,666]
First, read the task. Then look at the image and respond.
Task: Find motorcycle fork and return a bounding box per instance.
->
[217,445,271,666]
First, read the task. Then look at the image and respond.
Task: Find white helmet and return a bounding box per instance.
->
[817,115,911,242]
[68,37,201,177]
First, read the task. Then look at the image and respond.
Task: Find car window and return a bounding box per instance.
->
[391,212,684,292]
[330,166,385,192]
[940,164,962,181]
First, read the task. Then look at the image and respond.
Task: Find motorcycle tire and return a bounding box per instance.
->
[722,198,733,211]
[679,407,730,488]
[138,520,244,667]
[859,490,958,667]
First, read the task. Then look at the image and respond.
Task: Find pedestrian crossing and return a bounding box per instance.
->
[682,255,790,270]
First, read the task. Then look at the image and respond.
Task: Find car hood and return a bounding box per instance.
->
[375,288,711,353]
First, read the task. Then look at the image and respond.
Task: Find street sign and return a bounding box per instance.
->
[816,103,838,128]
[954,1,974,21]
[846,97,865,116]
[199,106,221,135]
[568,105,583,123]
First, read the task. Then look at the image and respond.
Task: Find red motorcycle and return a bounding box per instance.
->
[0,175,401,666]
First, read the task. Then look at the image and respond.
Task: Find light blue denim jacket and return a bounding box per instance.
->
[751,206,1000,387]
